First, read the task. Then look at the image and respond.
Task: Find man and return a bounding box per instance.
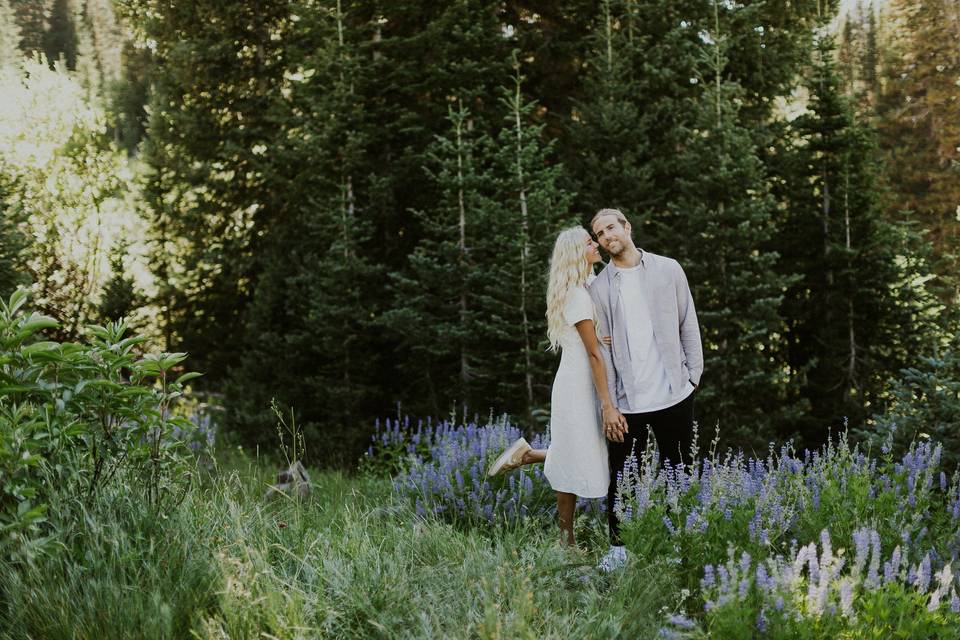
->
[589,208,704,572]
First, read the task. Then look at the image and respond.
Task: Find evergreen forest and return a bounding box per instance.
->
[2,0,959,468]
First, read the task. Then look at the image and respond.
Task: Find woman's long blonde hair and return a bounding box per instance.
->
[546,226,594,352]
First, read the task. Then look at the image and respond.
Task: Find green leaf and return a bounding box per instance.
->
[0,385,33,396]
[8,288,28,316]
[21,342,59,356]
[20,315,59,333]
[174,372,203,386]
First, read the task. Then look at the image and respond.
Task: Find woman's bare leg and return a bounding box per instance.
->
[521,449,547,464]
[556,491,576,545]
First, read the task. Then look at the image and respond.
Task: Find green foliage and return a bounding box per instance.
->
[97,245,142,324]
[43,0,78,71]
[0,289,205,560]
[769,34,943,448]
[0,484,221,638]
[0,0,20,66]
[0,462,680,638]
[0,171,27,299]
[867,331,960,472]
[0,57,142,341]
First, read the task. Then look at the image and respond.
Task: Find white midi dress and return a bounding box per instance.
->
[543,286,610,498]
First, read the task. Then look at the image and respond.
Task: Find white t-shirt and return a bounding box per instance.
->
[618,265,685,413]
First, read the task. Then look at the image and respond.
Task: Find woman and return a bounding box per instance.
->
[486,226,623,546]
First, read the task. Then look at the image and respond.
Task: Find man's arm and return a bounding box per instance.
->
[674,261,704,385]
[589,278,619,407]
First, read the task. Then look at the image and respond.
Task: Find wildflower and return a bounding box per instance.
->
[702,564,716,588]
[928,564,954,612]
[852,528,870,579]
[865,530,881,589]
[756,609,767,633]
[665,614,696,629]
[915,554,932,593]
[839,577,855,617]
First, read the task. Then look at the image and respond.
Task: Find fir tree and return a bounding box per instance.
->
[663,2,800,449]
[485,58,574,420]
[224,0,383,462]
[567,0,652,220]
[117,0,295,377]
[384,101,495,417]
[44,0,77,70]
[0,0,22,65]
[97,244,140,323]
[772,34,940,443]
[0,172,28,298]
[876,0,960,302]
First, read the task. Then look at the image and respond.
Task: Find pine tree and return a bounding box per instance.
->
[484,58,574,421]
[44,0,78,70]
[0,0,22,66]
[876,0,960,302]
[223,0,384,463]
[0,172,27,298]
[771,34,940,444]
[567,0,653,221]
[10,0,46,56]
[662,2,800,449]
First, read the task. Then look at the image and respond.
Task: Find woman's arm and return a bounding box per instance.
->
[575,319,628,442]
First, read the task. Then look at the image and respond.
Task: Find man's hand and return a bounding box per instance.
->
[602,405,628,443]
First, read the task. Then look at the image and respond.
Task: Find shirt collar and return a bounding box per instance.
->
[608,249,646,276]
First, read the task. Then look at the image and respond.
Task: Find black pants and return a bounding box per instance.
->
[607,393,696,545]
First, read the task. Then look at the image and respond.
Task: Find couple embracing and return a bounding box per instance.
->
[487,208,704,572]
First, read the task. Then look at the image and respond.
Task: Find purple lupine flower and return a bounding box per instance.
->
[663,515,677,536]
[852,528,870,579]
[703,564,716,588]
[866,530,881,589]
[915,554,932,593]
[756,563,769,592]
[839,578,854,617]
[951,589,959,613]
[665,614,696,630]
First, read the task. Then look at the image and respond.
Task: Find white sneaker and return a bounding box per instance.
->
[486,437,532,477]
[598,545,628,573]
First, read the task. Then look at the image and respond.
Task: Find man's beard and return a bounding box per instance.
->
[605,240,625,257]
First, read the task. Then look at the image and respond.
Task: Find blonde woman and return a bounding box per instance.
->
[487,226,626,546]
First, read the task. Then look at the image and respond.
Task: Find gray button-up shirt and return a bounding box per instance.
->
[588,250,704,412]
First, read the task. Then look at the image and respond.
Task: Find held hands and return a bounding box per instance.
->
[601,405,628,443]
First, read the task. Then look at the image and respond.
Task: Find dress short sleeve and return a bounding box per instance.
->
[563,287,593,326]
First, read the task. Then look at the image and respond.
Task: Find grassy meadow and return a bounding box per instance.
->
[1,452,679,640]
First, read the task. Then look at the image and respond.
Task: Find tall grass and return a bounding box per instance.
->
[0,453,678,639]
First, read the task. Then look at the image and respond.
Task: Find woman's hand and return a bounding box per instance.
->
[601,335,612,346]
[602,405,627,443]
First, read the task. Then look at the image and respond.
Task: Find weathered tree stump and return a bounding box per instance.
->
[264,460,310,500]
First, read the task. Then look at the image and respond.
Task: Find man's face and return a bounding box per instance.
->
[592,214,631,257]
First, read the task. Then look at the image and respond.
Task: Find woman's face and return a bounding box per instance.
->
[585,235,602,265]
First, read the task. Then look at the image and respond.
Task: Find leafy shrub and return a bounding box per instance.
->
[615,432,960,635]
[864,330,960,471]
[0,289,205,560]
[660,529,960,639]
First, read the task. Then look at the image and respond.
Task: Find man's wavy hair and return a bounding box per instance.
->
[590,208,630,234]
